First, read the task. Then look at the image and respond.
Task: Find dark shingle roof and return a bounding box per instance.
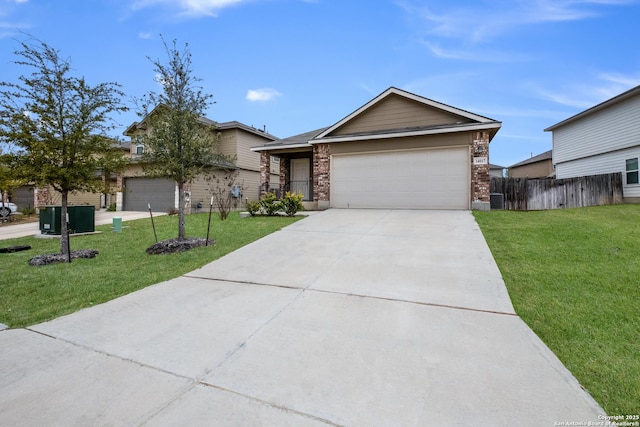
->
[257,127,330,149]
[509,150,552,168]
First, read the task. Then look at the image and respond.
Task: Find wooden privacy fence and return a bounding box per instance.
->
[490,173,623,211]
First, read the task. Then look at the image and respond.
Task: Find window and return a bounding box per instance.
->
[626,158,639,184]
[135,136,144,155]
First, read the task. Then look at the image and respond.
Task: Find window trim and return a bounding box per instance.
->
[625,157,639,185]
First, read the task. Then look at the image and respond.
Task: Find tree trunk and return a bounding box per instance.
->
[60,191,71,260]
[177,181,185,240]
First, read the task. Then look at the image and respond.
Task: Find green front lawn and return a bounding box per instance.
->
[474,205,640,415]
[1,212,301,328]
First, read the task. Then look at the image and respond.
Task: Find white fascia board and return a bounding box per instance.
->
[251,142,312,152]
[309,123,501,144]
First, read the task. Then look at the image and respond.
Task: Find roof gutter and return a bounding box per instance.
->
[251,142,314,152]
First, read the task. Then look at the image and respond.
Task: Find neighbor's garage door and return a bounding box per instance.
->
[124,178,175,212]
[331,147,469,209]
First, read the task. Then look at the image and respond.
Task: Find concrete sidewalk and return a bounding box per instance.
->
[0,210,165,241]
[0,209,605,426]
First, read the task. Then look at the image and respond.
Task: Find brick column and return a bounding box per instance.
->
[471,131,490,211]
[115,174,124,212]
[313,144,330,209]
[259,151,271,197]
[34,186,49,210]
[279,157,290,198]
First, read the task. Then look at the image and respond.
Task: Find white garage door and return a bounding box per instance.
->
[331,147,469,209]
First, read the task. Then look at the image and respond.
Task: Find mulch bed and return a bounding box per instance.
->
[28,249,99,266]
[25,237,212,265]
[145,237,214,255]
[0,245,32,253]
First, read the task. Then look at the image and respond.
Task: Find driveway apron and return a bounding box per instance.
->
[1,209,605,426]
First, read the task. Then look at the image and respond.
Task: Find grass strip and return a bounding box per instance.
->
[474,205,640,415]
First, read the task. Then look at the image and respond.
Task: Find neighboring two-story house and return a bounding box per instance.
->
[121,112,279,212]
[12,140,129,211]
[545,84,640,202]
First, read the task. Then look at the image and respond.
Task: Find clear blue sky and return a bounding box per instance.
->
[2,0,639,167]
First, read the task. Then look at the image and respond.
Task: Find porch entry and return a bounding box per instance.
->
[290,158,311,201]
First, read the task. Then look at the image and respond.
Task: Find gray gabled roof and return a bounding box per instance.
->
[314,87,500,141]
[216,120,278,141]
[124,105,278,142]
[544,84,640,132]
[252,127,329,151]
[252,87,501,152]
[509,150,552,168]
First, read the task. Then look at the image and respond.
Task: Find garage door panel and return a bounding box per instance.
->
[331,148,469,210]
[124,178,176,212]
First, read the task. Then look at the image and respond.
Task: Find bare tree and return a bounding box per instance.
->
[205,168,244,220]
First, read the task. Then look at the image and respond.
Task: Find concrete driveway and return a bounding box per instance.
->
[0,209,604,426]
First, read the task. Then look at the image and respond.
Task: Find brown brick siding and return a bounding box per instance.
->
[313,144,330,202]
[471,131,490,203]
[279,157,290,197]
[259,151,271,196]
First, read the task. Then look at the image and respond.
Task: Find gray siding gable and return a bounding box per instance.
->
[550,89,640,165]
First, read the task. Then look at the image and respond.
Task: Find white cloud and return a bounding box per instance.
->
[532,72,640,109]
[0,0,30,38]
[397,0,636,45]
[421,41,530,63]
[246,88,282,102]
[138,31,153,39]
[131,0,245,17]
[534,87,602,109]
[598,72,640,89]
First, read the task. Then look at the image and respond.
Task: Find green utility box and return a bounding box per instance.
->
[39,206,62,234]
[39,206,96,235]
[112,217,122,232]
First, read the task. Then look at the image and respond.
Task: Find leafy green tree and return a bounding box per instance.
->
[137,38,225,240]
[0,36,127,258]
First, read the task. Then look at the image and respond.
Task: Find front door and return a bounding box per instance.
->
[291,158,311,200]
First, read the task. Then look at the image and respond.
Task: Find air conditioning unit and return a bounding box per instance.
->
[490,193,504,210]
[230,185,241,198]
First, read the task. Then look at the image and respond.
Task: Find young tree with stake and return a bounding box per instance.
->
[137,38,226,240]
[0,36,127,259]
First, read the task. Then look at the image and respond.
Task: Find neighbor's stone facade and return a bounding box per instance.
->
[279,156,290,197]
[471,131,491,210]
[313,143,330,208]
[259,151,271,196]
[34,187,50,209]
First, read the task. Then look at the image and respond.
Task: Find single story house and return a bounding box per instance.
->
[252,87,502,210]
[121,113,279,212]
[508,150,554,178]
[545,84,640,202]
[489,163,506,178]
